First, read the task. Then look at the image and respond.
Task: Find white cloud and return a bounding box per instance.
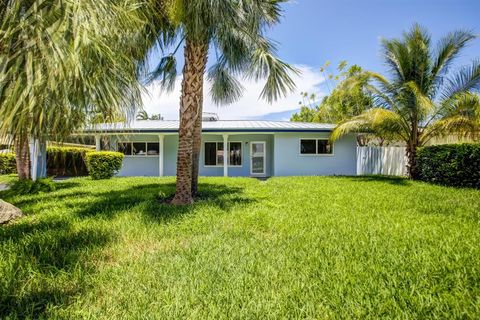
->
[141,65,325,120]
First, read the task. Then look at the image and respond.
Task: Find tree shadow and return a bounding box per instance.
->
[0,179,257,317]
[53,180,82,190]
[74,182,256,223]
[341,175,412,186]
[0,218,114,319]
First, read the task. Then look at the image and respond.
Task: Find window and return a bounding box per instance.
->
[118,142,132,155]
[300,139,316,154]
[147,143,159,155]
[205,142,218,166]
[204,142,242,166]
[300,139,333,155]
[317,140,332,154]
[132,142,146,155]
[205,142,224,166]
[117,142,160,156]
[217,142,224,165]
[229,142,242,166]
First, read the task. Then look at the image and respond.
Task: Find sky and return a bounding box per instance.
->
[142,0,480,121]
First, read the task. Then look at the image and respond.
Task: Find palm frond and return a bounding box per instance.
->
[330,108,407,142]
[439,59,480,100]
[422,92,480,143]
[0,0,151,141]
[248,47,298,103]
[431,30,476,79]
[208,61,244,105]
[147,55,177,91]
[403,81,435,117]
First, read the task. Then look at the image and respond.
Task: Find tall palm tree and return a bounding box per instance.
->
[0,0,169,179]
[331,25,480,178]
[151,0,297,204]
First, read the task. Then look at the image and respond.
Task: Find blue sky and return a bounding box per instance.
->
[143,0,480,120]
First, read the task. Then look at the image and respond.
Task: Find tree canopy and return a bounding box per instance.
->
[291,64,373,124]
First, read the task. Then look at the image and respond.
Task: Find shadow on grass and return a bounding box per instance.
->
[0,179,256,317]
[341,175,412,186]
[75,182,256,223]
[0,218,114,319]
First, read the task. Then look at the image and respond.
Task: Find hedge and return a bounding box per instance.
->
[85,151,124,179]
[417,143,480,188]
[0,147,94,176]
[0,153,16,174]
[47,146,93,176]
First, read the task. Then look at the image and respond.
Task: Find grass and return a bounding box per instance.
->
[0,176,479,319]
[0,174,17,185]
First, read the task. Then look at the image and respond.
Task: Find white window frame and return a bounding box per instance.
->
[299,138,334,156]
[117,141,160,157]
[203,141,243,167]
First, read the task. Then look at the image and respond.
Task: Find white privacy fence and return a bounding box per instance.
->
[357,146,407,176]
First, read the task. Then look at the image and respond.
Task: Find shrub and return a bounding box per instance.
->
[85,151,124,179]
[9,178,56,195]
[0,153,16,174]
[47,146,94,176]
[417,143,480,188]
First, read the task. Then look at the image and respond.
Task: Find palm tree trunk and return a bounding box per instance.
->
[406,144,418,179]
[171,39,207,205]
[191,100,203,196]
[14,133,30,180]
[406,123,420,179]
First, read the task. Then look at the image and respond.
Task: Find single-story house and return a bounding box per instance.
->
[82,119,357,177]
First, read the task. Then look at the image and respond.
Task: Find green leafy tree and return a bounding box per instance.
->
[331,25,480,178]
[291,65,374,145]
[152,0,297,204]
[0,0,168,179]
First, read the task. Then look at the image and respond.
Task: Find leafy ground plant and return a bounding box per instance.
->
[0,176,479,318]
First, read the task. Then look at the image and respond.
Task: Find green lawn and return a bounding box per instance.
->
[0,176,479,319]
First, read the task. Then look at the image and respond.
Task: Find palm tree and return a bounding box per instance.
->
[136,110,150,120]
[150,114,164,120]
[136,110,164,120]
[331,25,480,178]
[151,0,297,204]
[0,0,167,179]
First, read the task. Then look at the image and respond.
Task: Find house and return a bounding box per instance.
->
[83,119,357,177]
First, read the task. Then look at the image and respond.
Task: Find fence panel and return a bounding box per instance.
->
[357,146,407,176]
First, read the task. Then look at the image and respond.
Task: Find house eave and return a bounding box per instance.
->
[78,128,333,135]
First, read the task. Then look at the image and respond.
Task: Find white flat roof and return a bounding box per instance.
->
[85,120,335,133]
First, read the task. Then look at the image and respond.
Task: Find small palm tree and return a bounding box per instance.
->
[136,110,150,120]
[152,0,297,204]
[331,25,480,178]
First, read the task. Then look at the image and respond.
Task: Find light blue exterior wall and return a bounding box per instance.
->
[273,132,357,176]
[109,134,158,177]
[107,131,355,177]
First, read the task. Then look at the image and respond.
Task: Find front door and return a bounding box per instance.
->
[250,141,266,176]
